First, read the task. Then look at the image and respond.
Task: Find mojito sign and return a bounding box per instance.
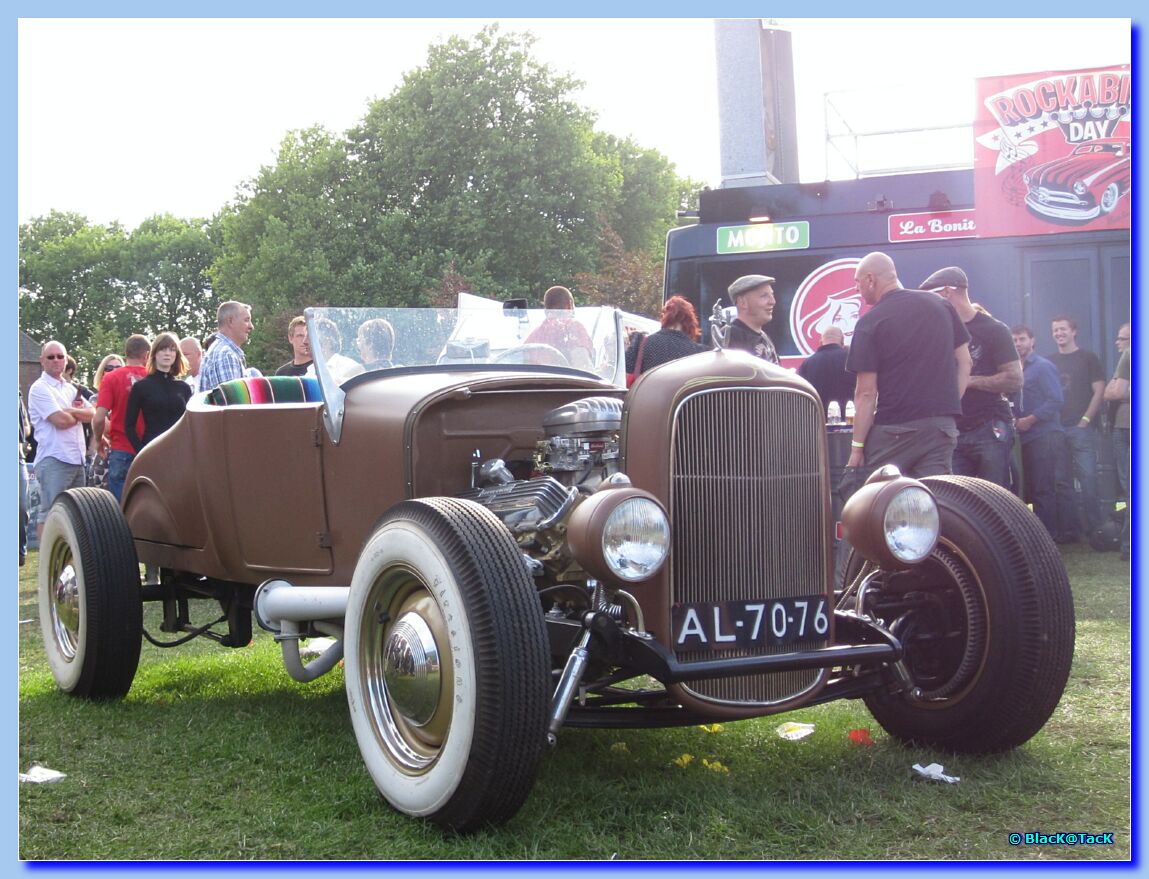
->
[717,221,810,254]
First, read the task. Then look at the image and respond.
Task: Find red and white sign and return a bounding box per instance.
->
[888,209,978,243]
[788,258,871,357]
[974,65,1131,238]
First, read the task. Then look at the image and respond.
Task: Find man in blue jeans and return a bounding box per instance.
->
[1012,326,1065,540]
[1050,316,1106,543]
[920,267,1021,488]
[27,341,94,539]
[91,334,149,501]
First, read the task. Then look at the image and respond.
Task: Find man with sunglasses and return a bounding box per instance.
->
[27,341,94,539]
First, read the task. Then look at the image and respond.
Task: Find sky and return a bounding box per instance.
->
[17,17,1132,231]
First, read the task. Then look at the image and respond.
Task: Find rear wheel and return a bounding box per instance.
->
[343,498,550,832]
[38,488,142,699]
[854,476,1075,753]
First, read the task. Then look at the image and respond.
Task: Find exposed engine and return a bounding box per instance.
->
[458,395,627,603]
[532,396,622,489]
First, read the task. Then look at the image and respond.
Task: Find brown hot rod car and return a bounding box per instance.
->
[39,301,1075,832]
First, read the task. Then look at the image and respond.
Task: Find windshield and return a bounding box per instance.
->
[304,297,658,441]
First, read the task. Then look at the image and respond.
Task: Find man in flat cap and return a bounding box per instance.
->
[844,252,971,479]
[725,274,779,364]
[920,266,1021,488]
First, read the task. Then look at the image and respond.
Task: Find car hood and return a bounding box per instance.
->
[1028,152,1128,188]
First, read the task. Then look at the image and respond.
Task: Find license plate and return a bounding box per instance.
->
[672,595,830,651]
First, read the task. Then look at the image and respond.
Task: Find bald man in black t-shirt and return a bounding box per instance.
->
[845,252,972,479]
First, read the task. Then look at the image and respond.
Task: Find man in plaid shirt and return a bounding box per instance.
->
[199,301,254,394]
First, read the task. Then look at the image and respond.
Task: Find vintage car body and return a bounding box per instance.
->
[39,301,1075,832]
[1022,138,1131,222]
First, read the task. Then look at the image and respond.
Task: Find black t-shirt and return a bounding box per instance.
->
[726,319,779,364]
[276,360,313,377]
[1050,348,1105,425]
[958,311,1017,430]
[797,344,855,413]
[846,289,971,425]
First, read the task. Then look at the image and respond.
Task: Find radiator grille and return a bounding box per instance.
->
[670,387,829,705]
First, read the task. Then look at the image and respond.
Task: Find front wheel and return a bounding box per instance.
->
[38,488,143,699]
[858,476,1075,753]
[1099,182,1121,214]
[343,498,550,832]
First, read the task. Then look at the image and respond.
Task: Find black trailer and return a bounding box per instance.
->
[665,170,1130,378]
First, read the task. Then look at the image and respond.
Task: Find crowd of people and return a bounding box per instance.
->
[20,277,1130,563]
[798,253,1128,558]
[629,256,1130,558]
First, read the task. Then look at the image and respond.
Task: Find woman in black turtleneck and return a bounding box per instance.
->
[125,332,192,452]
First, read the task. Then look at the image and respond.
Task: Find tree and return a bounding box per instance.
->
[211,126,366,368]
[123,214,219,341]
[19,212,220,377]
[345,25,620,303]
[592,133,692,257]
[572,225,664,318]
[19,212,131,374]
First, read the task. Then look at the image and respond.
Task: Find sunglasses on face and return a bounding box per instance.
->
[44,354,65,360]
[105,364,121,372]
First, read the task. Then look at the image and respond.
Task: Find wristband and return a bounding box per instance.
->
[1080,416,1090,425]
[850,440,865,449]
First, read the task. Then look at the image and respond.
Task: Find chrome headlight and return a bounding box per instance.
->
[841,467,939,570]
[601,497,671,581]
[1073,181,1088,196]
[566,488,670,583]
[883,486,939,564]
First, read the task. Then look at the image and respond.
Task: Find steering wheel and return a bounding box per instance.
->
[493,344,571,367]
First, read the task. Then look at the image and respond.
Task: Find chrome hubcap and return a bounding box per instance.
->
[383,612,441,727]
[360,569,452,774]
[51,559,81,661]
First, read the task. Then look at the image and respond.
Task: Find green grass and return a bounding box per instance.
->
[19,544,1130,860]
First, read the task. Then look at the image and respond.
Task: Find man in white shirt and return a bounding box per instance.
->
[27,340,93,538]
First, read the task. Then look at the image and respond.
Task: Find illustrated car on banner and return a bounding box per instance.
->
[38,296,1075,832]
[1022,138,1131,223]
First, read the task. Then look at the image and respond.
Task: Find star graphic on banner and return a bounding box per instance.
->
[979,127,1038,175]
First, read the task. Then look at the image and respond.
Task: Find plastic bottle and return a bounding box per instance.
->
[826,401,841,426]
[845,401,856,426]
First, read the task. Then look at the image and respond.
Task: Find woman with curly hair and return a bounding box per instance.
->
[625,295,708,379]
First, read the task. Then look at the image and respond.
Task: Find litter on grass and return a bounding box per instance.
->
[848,728,875,746]
[911,762,960,784]
[20,765,66,784]
[775,721,815,741]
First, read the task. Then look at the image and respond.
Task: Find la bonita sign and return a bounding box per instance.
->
[717,221,810,254]
[888,209,978,243]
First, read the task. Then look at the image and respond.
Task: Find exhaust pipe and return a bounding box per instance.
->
[254,579,349,632]
[254,580,350,684]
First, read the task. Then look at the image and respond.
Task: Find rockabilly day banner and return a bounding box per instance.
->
[973,65,1131,238]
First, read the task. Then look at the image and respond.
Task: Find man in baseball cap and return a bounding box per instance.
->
[724,274,779,364]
